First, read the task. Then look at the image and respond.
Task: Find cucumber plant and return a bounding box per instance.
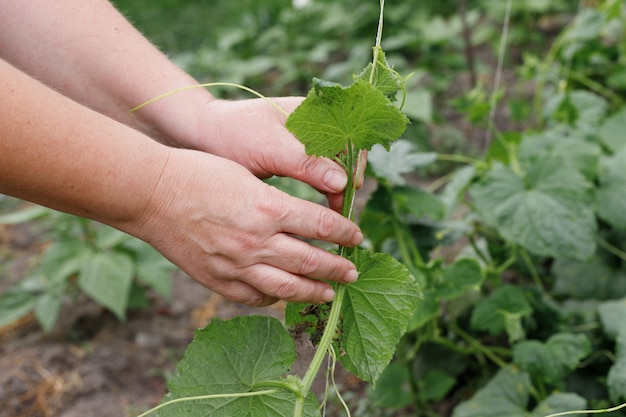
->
[134,2,422,416]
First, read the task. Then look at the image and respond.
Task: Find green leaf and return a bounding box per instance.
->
[452,366,530,417]
[159,316,319,417]
[529,393,587,417]
[418,370,457,402]
[0,285,38,328]
[512,333,591,385]
[338,248,421,383]
[367,140,437,185]
[597,147,626,230]
[440,165,476,218]
[470,285,532,342]
[433,258,484,301]
[285,78,409,158]
[598,298,626,339]
[79,252,134,320]
[519,129,600,181]
[407,290,440,332]
[0,204,51,224]
[354,46,404,99]
[607,326,626,403]
[470,159,596,261]
[402,88,432,123]
[370,363,412,408]
[553,256,626,300]
[599,108,626,153]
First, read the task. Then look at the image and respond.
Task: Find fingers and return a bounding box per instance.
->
[275,192,363,248]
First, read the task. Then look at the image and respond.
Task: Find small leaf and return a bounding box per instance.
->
[470,159,596,261]
[418,370,456,402]
[512,333,591,385]
[433,258,484,301]
[79,252,134,320]
[0,285,38,328]
[0,205,51,224]
[159,316,318,417]
[607,326,626,403]
[598,298,626,339]
[286,78,409,158]
[338,248,421,384]
[470,285,532,341]
[354,46,404,99]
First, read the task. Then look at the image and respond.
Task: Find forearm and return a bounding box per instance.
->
[0,0,212,147]
[0,58,170,237]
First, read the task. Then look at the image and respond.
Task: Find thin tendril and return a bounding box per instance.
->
[130,82,289,117]
[542,401,626,417]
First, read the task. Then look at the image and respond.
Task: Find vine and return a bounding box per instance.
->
[133,1,420,416]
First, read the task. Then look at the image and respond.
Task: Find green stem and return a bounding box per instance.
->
[135,390,280,417]
[436,153,485,167]
[597,236,626,262]
[519,248,544,291]
[301,284,347,394]
[451,323,509,369]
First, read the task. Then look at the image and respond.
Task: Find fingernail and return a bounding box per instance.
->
[322,288,336,302]
[323,169,347,192]
[353,231,364,245]
[345,268,358,283]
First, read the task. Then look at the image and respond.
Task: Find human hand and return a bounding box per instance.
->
[194,97,366,213]
[134,148,363,307]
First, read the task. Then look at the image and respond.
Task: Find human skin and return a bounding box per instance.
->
[0,1,363,306]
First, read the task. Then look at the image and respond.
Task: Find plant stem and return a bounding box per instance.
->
[301,284,347,394]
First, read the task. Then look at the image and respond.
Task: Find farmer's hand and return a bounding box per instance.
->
[193,97,366,213]
[136,148,363,307]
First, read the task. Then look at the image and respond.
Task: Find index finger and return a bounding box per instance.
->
[278,194,363,248]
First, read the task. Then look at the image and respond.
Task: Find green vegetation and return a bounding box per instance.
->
[3,0,626,416]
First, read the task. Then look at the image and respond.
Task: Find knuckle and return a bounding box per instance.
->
[316,210,335,239]
[299,248,322,276]
[274,279,300,300]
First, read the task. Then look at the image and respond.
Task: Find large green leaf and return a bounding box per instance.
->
[512,333,591,385]
[469,159,596,261]
[518,129,600,180]
[367,140,437,186]
[597,147,626,230]
[337,248,421,384]
[285,78,408,158]
[78,251,134,320]
[432,258,484,301]
[159,316,318,417]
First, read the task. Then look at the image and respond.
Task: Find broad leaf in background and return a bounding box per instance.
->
[512,333,591,386]
[337,248,421,383]
[470,158,596,261]
[470,285,532,342]
[285,78,408,158]
[597,147,626,231]
[368,140,437,185]
[452,366,530,417]
[79,252,134,320]
[598,297,626,339]
[519,129,600,180]
[608,327,626,404]
[160,316,319,417]
[453,366,587,417]
[432,258,484,301]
